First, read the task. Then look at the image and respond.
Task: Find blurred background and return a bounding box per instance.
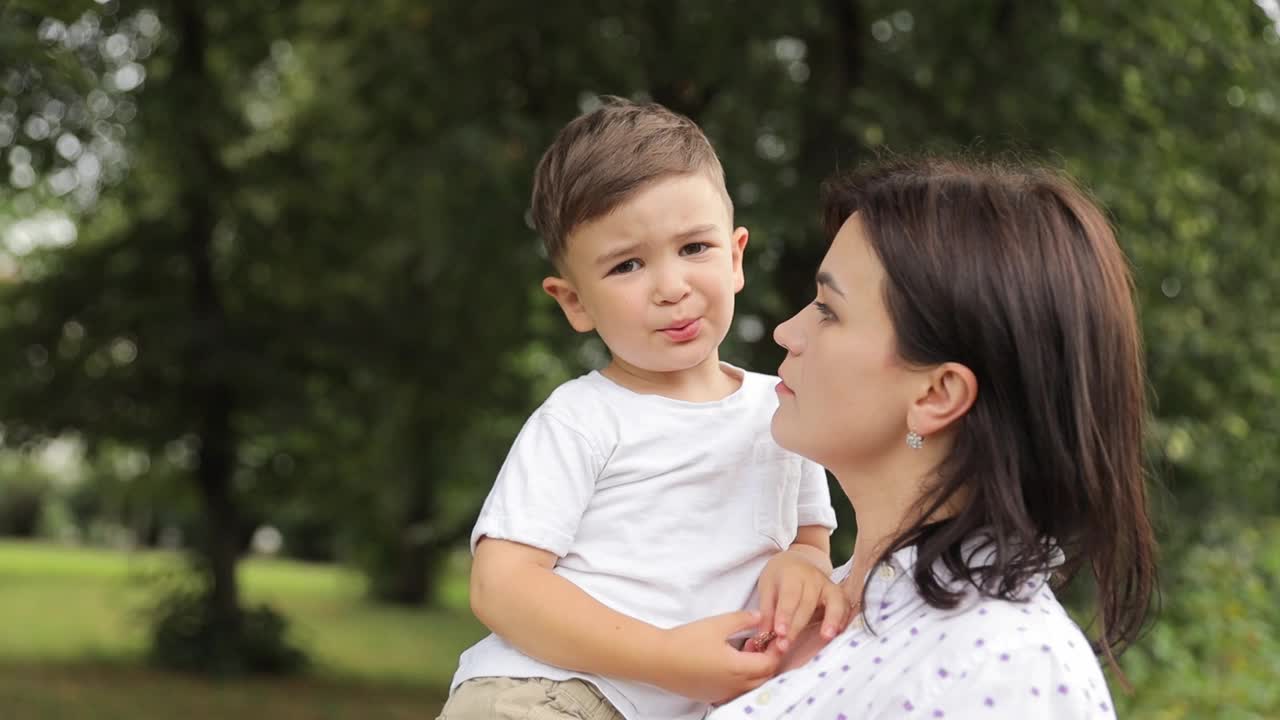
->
[1,1,1278,718]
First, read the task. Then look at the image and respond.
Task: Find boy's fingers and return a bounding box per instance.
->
[757,583,777,636]
[773,582,801,636]
[784,582,819,645]
[819,583,849,638]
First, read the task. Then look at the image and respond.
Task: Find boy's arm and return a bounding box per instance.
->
[470,537,777,703]
[470,537,666,679]
[786,524,834,573]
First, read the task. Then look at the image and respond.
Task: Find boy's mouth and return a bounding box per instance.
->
[659,318,702,343]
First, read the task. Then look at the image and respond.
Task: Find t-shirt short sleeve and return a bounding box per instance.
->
[795,458,837,531]
[469,410,604,557]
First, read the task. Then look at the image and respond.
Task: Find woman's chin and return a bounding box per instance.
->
[770,411,802,455]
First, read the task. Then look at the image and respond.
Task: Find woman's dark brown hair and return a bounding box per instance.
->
[822,156,1157,673]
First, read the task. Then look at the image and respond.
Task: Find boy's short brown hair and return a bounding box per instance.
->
[530,96,732,268]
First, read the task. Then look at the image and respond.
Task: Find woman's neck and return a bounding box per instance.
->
[831,450,966,603]
[841,509,901,605]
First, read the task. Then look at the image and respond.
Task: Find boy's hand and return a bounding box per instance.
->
[756,548,851,653]
[651,610,781,704]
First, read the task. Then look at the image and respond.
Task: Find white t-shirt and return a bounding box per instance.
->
[451,363,837,720]
[710,542,1117,719]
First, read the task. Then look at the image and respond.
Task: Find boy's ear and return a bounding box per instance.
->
[730,226,750,294]
[542,276,595,333]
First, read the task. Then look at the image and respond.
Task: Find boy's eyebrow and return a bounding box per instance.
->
[595,243,643,267]
[671,223,718,241]
[593,225,717,267]
[816,270,846,298]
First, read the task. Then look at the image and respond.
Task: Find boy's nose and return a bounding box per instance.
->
[653,269,691,305]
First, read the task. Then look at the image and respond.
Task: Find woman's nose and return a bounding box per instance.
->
[774,312,805,353]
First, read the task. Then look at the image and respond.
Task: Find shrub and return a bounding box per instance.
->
[144,570,307,676]
[1118,516,1280,718]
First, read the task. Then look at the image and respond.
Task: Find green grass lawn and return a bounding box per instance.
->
[0,540,489,718]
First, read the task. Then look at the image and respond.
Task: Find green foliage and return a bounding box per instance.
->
[143,569,306,676]
[1,0,1279,709]
[1117,516,1280,718]
[0,472,46,537]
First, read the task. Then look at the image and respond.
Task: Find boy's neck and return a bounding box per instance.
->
[600,351,741,403]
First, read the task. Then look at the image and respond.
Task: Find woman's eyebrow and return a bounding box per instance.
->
[816,270,846,298]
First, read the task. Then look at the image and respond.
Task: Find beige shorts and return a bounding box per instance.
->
[438,677,625,720]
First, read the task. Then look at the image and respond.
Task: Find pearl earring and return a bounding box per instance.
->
[906,430,924,449]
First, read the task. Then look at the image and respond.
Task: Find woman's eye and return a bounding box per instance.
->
[813,300,836,322]
[680,242,710,256]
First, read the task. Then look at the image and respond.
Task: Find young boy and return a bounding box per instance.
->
[439,98,840,720]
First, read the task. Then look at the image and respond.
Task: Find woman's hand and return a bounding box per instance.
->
[755,548,851,653]
[649,610,781,704]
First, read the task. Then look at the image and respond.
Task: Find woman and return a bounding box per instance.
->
[713,157,1156,718]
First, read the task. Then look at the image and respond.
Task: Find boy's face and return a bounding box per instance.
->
[543,173,748,377]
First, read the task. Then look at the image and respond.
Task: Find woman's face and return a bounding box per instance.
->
[772,213,919,471]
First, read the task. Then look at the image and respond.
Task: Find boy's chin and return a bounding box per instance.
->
[649,351,721,374]
[615,346,719,374]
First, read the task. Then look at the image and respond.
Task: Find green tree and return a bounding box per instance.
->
[1,1,308,669]
[3,3,1278,703]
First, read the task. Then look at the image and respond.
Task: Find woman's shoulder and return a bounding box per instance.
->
[910,589,1116,716]
[920,582,1098,660]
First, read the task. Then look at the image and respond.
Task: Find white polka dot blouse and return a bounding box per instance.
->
[710,542,1117,719]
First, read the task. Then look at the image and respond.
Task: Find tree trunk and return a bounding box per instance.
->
[383,469,438,605]
[175,2,242,641]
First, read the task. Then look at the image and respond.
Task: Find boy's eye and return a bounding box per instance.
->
[679,242,710,256]
[609,259,641,275]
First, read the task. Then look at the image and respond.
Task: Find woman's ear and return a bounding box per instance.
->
[907,362,978,437]
[542,276,595,333]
